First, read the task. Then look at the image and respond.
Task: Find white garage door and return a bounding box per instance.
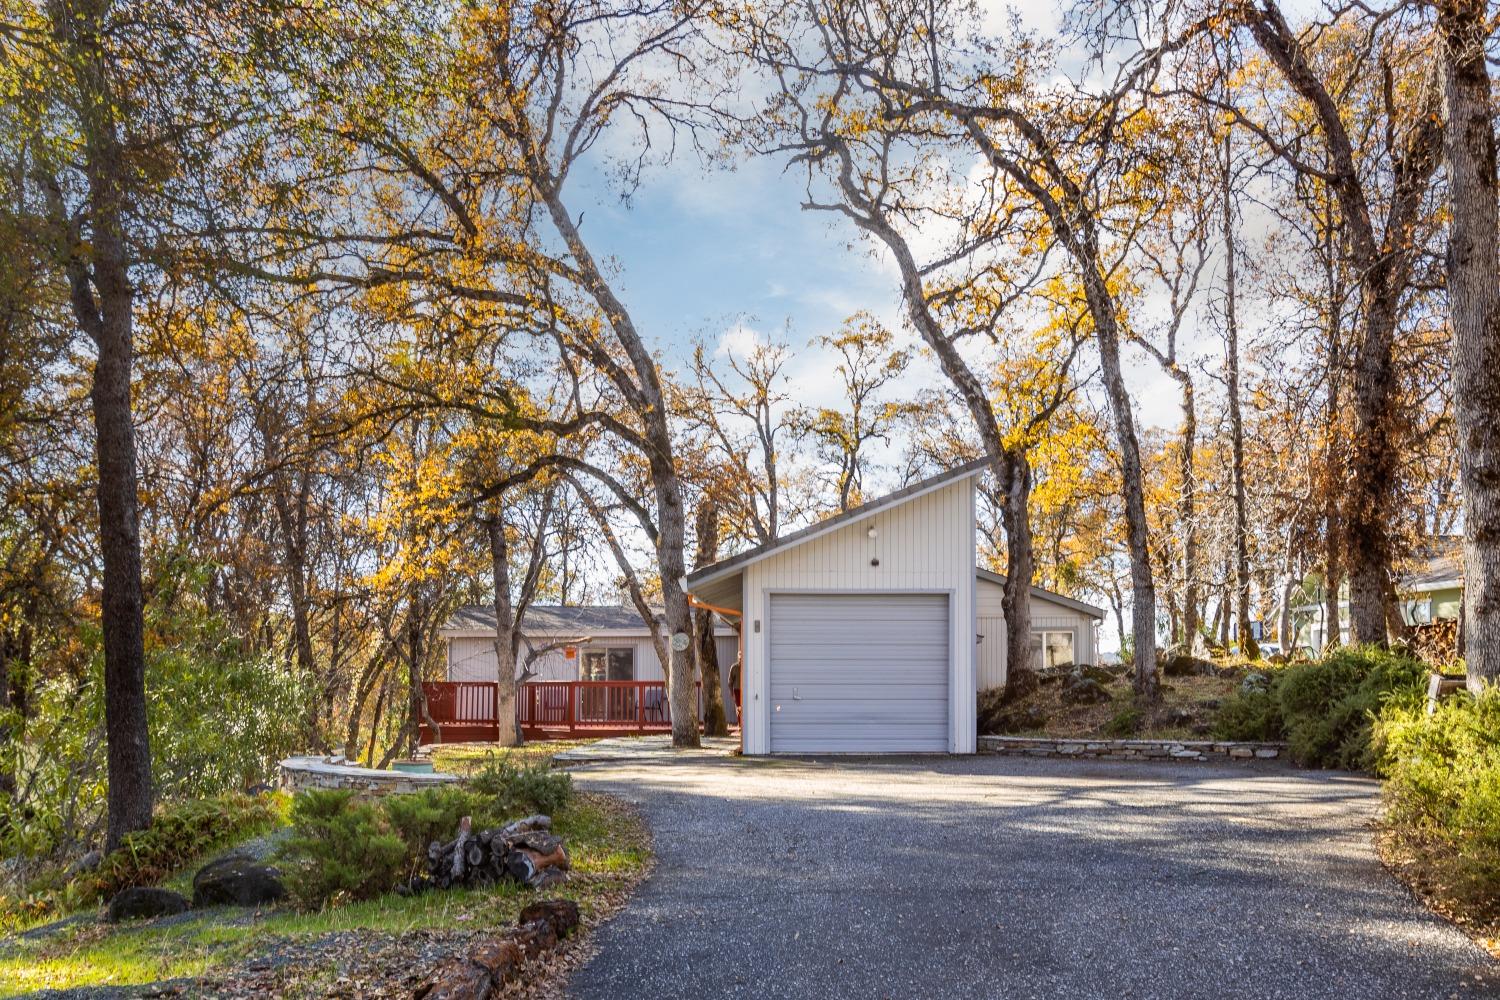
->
[768,593,949,753]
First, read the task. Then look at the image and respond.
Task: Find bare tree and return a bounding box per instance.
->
[1226,1,1443,644]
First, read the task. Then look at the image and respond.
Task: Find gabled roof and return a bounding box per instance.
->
[1400,537,1463,591]
[442,604,739,637]
[686,458,992,589]
[446,604,659,635]
[975,568,1106,620]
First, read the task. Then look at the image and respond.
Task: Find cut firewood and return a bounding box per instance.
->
[408,814,570,895]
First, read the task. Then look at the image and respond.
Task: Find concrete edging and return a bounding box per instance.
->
[278,755,462,796]
[977,735,1287,763]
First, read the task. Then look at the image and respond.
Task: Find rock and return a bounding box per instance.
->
[977,689,1048,735]
[1254,748,1279,759]
[518,898,580,938]
[67,849,103,876]
[1162,652,1217,677]
[1163,707,1196,727]
[1076,665,1115,685]
[192,854,285,908]
[108,887,189,922]
[1060,676,1112,705]
[1240,672,1271,695]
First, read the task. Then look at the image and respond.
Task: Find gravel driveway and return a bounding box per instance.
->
[565,755,1497,1000]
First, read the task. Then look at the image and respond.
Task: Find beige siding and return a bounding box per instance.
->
[974,577,1100,690]
[741,477,977,754]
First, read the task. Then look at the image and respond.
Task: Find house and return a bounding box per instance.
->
[439,604,740,688]
[1293,538,1464,652]
[684,458,1104,755]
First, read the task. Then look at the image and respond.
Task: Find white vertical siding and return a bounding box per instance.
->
[741,477,978,754]
[973,577,1099,690]
[448,637,498,683]
[977,615,1007,689]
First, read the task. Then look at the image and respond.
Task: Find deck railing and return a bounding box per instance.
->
[419,679,736,743]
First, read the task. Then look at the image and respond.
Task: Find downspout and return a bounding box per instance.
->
[687,594,744,754]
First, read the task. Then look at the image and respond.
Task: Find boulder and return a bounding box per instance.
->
[1239,672,1271,695]
[1060,676,1112,705]
[1162,652,1217,677]
[1076,665,1116,685]
[108,887,189,922]
[1162,707,1196,727]
[192,854,285,908]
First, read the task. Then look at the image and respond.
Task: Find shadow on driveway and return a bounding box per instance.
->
[565,754,1497,1000]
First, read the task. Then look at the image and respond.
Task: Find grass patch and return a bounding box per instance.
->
[1004,672,1244,740]
[0,791,649,997]
[429,739,600,775]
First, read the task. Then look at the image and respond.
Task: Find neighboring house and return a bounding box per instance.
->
[440,605,740,685]
[684,459,1105,755]
[1292,537,1464,652]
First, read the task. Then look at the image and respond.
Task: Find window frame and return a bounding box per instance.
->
[580,644,636,682]
[1031,628,1078,671]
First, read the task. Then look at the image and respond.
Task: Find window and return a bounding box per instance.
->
[1033,630,1075,671]
[581,647,635,681]
[1403,600,1433,626]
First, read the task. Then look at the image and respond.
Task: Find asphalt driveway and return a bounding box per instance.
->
[565,754,1497,1000]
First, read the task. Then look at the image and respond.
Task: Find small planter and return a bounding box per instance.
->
[390,759,435,775]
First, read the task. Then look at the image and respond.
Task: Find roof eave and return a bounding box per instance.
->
[686,458,991,590]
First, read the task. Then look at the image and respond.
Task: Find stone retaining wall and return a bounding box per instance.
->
[977,736,1287,762]
[278,756,462,796]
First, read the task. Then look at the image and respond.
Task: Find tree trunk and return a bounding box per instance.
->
[486,517,521,746]
[1222,132,1258,659]
[693,505,730,736]
[999,451,1035,692]
[271,458,320,750]
[1085,274,1158,699]
[1438,0,1500,690]
[406,593,424,758]
[54,0,154,848]
[1276,527,1297,648]
[653,460,700,748]
[1174,373,1201,655]
[1344,298,1400,646]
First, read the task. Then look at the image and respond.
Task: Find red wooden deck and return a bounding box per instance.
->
[418,680,738,744]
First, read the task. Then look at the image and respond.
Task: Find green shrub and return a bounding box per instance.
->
[382,786,502,856]
[1,556,308,863]
[276,790,408,910]
[1375,688,1500,915]
[1211,687,1284,742]
[82,792,281,904]
[467,759,572,817]
[1104,704,1141,738]
[1277,647,1426,769]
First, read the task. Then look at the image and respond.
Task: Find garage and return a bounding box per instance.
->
[683,459,983,755]
[768,593,950,752]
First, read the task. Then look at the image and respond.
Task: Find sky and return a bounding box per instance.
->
[560,1,1300,652]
